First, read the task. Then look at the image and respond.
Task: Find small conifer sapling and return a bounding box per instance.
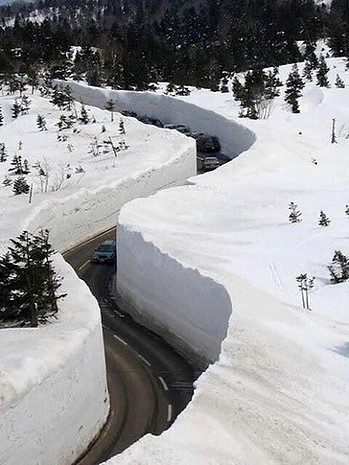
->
[319,210,331,226]
[288,201,302,223]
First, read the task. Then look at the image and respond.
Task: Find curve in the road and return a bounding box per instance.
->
[64,229,200,465]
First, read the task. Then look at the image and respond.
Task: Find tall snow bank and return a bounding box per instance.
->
[0,255,109,465]
[23,138,195,252]
[112,58,349,464]
[0,89,196,464]
[61,81,256,157]
[117,222,231,367]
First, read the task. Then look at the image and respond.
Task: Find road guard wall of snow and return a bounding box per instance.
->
[0,88,196,464]
[110,93,256,366]
[0,255,109,465]
[60,81,256,157]
[23,136,195,252]
[116,224,232,367]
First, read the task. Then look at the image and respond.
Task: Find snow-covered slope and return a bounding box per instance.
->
[0,88,196,464]
[113,58,349,464]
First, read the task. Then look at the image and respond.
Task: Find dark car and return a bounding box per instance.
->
[196,135,221,153]
[92,240,116,263]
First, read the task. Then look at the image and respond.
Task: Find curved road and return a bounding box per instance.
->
[64,229,199,464]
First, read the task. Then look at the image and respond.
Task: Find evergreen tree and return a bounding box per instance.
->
[22,159,30,175]
[303,42,318,69]
[2,176,12,186]
[319,210,331,226]
[37,114,47,131]
[0,230,64,326]
[176,84,191,96]
[220,72,229,93]
[0,105,3,126]
[50,85,74,111]
[0,143,7,162]
[165,82,177,95]
[302,61,313,82]
[288,201,302,223]
[12,100,21,119]
[13,176,30,195]
[328,250,349,283]
[119,118,126,135]
[78,105,89,124]
[316,55,330,88]
[8,154,23,175]
[20,94,31,115]
[335,74,345,88]
[285,64,304,113]
[105,99,116,122]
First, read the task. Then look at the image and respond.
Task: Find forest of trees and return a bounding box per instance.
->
[0,0,347,90]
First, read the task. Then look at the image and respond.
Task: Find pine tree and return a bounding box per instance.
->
[12,100,21,119]
[0,252,19,322]
[20,94,31,115]
[0,105,3,126]
[22,159,30,175]
[0,230,64,325]
[0,143,7,162]
[105,99,116,122]
[328,250,349,283]
[37,114,47,131]
[264,67,282,100]
[78,105,89,124]
[8,154,23,175]
[335,74,345,88]
[2,176,11,186]
[13,176,30,195]
[176,84,191,96]
[302,61,313,81]
[288,201,302,223]
[165,82,176,94]
[220,72,229,93]
[119,118,126,135]
[319,210,331,226]
[303,42,318,69]
[285,64,304,113]
[316,55,330,88]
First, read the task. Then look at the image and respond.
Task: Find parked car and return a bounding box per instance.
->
[92,240,116,263]
[203,156,220,171]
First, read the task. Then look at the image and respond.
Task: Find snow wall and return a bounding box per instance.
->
[0,88,197,464]
[59,81,256,157]
[0,256,109,465]
[109,91,256,367]
[117,225,232,367]
[24,137,195,252]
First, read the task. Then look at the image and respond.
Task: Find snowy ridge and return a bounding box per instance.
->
[112,58,349,465]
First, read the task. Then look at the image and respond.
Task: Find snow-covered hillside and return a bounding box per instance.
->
[0,88,196,464]
[113,58,349,464]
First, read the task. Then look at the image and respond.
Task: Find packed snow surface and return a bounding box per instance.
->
[113,58,349,464]
[0,86,195,464]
